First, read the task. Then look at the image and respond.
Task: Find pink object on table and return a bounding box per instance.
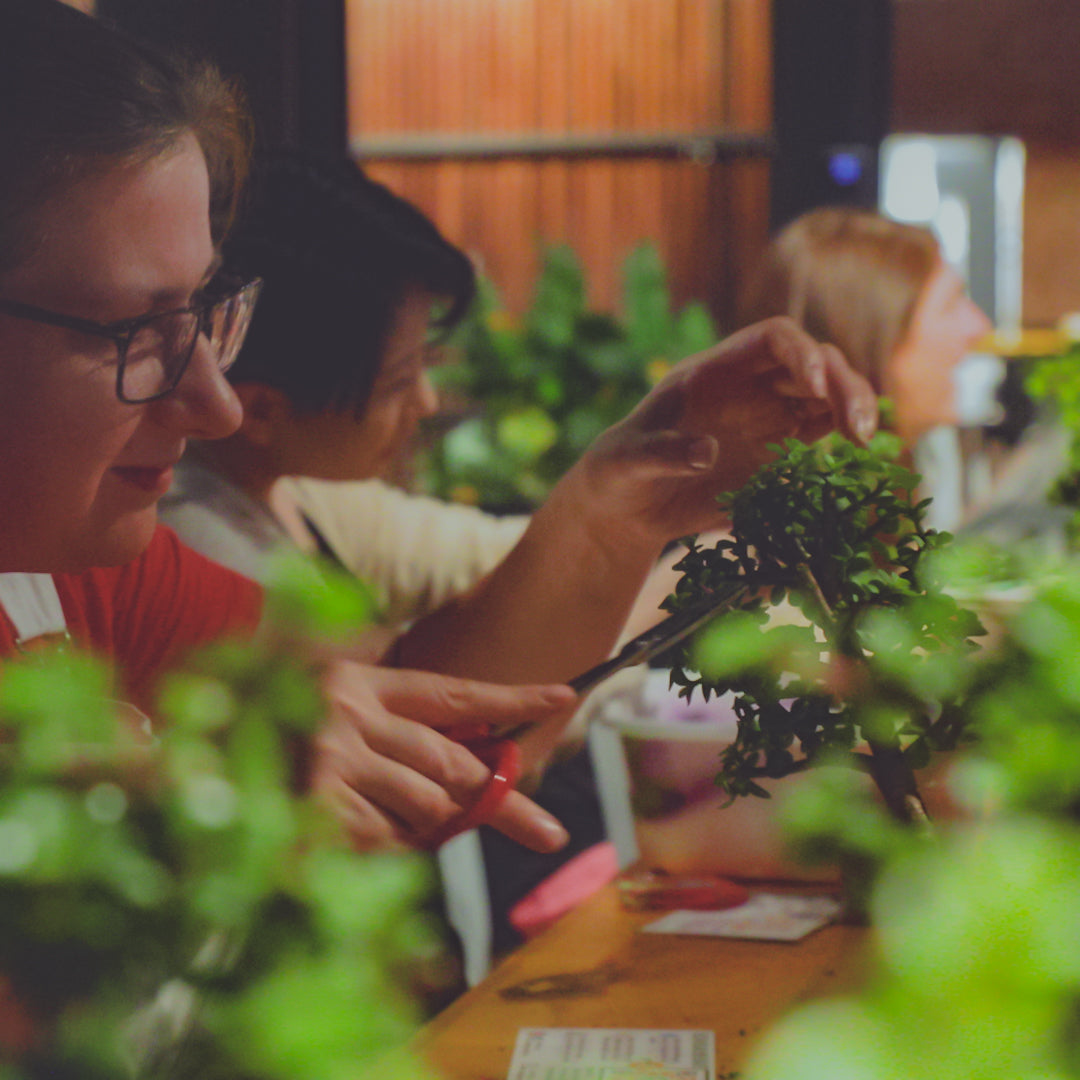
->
[508,841,621,940]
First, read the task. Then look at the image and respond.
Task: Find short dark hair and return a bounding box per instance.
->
[0,0,250,280]
[221,151,477,415]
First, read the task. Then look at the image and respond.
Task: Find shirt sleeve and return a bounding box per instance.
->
[284,477,529,626]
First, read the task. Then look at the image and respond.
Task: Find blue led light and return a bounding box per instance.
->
[829,151,863,186]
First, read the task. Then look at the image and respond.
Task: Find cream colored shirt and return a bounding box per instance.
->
[162,457,529,626]
[280,476,529,625]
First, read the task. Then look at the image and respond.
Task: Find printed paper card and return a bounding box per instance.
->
[507,1027,715,1080]
[642,893,843,942]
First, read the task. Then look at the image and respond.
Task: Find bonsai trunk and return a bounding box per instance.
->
[867,741,932,830]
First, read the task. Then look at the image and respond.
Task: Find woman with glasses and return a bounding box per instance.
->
[0,3,259,668]
[0,0,877,856]
[0,0,574,856]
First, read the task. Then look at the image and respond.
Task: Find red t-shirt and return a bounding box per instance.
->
[0,525,263,704]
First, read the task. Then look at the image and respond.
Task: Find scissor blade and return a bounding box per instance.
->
[568,580,749,695]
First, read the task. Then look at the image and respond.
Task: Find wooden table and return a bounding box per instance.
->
[419,883,869,1079]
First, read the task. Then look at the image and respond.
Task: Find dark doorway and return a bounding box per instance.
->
[771,0,892,229]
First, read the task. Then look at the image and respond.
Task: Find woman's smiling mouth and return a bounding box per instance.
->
[111,465,174,496]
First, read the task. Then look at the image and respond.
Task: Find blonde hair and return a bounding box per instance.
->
[739,207,941,393]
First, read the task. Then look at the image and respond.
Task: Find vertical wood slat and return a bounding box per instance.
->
[348,0,771,325]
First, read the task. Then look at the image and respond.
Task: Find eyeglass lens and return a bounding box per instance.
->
[119,282,259,403]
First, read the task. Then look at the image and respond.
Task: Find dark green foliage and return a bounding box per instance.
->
[422,242,718,510]
[647,393,1080,1075]
[663,433,985,818]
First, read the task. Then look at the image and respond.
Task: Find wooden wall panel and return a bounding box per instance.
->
[892,0,1080,325]
[892,0,1080,146]
[346,0,772,328]
[1022,148,1080,328]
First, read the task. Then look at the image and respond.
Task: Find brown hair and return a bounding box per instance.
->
[0,0,251,280]
[738,207,941,393]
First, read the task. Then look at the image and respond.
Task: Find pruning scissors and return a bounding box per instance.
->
[419,580,749,850]
[567,579,751,695]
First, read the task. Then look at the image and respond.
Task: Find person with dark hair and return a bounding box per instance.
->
[161,152,596,972]
[161,150,528,600]
[0,0,878,860]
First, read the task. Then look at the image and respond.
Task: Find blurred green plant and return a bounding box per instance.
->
[421,242,718,510]
[1026,339,1080,542]
[663,433,985,825]
[0,555,437,1080]
[742,566,1080,1079]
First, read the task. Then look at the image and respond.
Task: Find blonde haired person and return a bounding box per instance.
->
[740,206,992,452]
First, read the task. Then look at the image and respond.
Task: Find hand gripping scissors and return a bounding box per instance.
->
[420,580,749,849]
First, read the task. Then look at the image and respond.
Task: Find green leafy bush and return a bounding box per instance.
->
[658,432,1080,1074]
[744,566,1080,1079]
[1026,339,1080,540]
[0,558,436,1080]
[422,242,718,510]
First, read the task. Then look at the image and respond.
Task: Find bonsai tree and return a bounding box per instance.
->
[663,433,986,826]
[422,241,718,510]
[0,557,438,1080]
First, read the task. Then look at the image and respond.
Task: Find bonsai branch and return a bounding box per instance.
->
[866,740,932,830]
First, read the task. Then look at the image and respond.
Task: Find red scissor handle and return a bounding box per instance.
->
[417,736,522,850]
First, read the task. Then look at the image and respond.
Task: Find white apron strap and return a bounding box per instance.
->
[0,572,70,649]
[0,573,155,738]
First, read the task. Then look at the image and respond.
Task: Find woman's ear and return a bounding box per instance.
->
[230,382,294,448]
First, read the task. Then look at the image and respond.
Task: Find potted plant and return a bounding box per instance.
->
[0,558,438,1080]
[740,561,1080,1078]
[662,432,986,830]
[422,242,718,512]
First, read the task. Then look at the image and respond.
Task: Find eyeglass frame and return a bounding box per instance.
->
[0,276,263,404]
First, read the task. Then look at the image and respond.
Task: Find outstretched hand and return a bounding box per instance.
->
[571,317,878,545]
[312,660,577,852]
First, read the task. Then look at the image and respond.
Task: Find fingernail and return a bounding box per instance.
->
[537,814,570,849]
[687,436,717,470]
[545,686,577,706]
[853,406,877,443]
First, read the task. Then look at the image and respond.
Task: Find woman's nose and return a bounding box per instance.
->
[148,334,243,438]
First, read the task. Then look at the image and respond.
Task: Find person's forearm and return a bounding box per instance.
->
[392,464,662,687]
[398,318,879,689]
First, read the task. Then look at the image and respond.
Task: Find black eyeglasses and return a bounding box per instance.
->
[0,276,262,403]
